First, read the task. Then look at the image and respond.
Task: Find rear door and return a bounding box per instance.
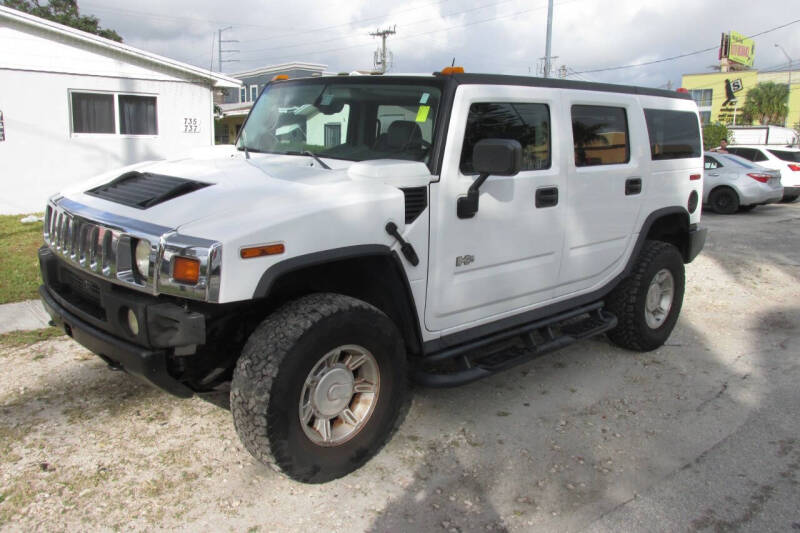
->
[555,93,645,297]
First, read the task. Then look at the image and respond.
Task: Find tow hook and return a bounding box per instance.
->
[385,222,419,266]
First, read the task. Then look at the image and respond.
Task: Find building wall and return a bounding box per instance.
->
[0,69,215,213]
[0,19,219,214]
[223,68,324,104]
[682,69,799,127]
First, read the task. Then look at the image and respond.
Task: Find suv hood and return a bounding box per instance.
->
[57,147,431,236]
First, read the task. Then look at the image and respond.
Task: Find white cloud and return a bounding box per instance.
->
[78,0,799,88]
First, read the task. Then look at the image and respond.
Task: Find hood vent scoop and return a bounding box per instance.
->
[86,171,211,209]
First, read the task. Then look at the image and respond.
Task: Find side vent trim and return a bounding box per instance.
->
[401,186,428,224]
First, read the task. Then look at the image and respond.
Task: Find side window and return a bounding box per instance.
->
[459,102,551,173]
[71,92,115,134]
[571,105,629,166]
[644,109,701,160]
[250,85,258,102]
[752,149,768,162]
[704,156,720,169]
[240,87,247,103]
[118,95,157,135]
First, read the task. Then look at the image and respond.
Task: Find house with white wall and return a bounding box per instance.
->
[0,6,241,214]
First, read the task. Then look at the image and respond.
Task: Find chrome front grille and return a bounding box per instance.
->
[43,198,222,302]
[43,201,156,294]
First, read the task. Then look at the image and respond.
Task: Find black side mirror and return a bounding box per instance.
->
[457,139,522,219]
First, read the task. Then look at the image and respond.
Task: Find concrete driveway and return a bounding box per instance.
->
[1,203,799,532]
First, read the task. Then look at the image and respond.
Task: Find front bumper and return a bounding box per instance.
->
[686,225,707,263]
[40,286,193,398]
[38,245,207,398]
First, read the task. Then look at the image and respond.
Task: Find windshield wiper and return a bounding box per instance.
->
[303,150,332,170]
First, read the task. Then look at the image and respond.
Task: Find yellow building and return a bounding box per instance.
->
[682,69,800,128]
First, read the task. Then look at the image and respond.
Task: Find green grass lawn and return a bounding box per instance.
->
[0,215,44,304]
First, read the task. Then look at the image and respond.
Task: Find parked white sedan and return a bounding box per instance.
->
[726,145,800,202]
[704,152,783,214]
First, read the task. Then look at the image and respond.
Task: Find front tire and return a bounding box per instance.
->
[606,241,685,352]
[709,186,740,214]
[230,293,408,483]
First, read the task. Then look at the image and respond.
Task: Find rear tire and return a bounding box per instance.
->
[606,241,685,352]
[230,293,408,483]
[781,194,799,203]
[709,187,740,214]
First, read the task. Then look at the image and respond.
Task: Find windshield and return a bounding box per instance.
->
[768,149,800,162]
[237,80,442,163]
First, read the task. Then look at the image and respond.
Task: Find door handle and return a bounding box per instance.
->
[708,172,720,176]
[625,178,642,196]
[535,187,559,208]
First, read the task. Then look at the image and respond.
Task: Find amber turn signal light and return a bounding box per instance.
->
[173,257,200,284]
[271,74,289,81]
[240,243,285,259]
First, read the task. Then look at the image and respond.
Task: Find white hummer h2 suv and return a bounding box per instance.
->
[39,69,707,483]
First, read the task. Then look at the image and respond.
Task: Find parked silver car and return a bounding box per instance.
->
[703,151,783,214]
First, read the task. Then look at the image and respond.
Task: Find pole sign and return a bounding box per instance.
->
[719,31,755,67]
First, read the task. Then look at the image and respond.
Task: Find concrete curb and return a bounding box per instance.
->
[0,299,51,334]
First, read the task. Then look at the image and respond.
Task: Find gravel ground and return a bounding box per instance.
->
[1,203,799,532]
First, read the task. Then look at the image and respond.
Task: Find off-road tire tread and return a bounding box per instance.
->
[606,240,684,352]
[230,293,409,482]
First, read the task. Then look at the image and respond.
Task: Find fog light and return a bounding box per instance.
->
[127,308,140,336]
[688,191,699,214]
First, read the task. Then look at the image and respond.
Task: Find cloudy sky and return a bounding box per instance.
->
[78,0,799,88]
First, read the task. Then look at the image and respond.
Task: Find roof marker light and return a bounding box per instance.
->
[440,66,465,75]
[271,74,289,81]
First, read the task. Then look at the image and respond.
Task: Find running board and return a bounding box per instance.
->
[414,304,617,388]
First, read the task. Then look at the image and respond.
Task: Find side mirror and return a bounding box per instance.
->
[457,139,522,219]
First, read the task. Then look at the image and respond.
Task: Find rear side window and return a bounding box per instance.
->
[460,102,551,173]
[726,147,755,160]
[644,109,701,160]
[704,156,721,169]
[767,149,800,162]
[571,105,629,167]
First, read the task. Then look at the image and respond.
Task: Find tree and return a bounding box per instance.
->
[702,122,731,151]
[740,82,789,126]
[2,0,122,42]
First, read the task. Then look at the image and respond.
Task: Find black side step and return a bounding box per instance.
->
[414,304,617,388]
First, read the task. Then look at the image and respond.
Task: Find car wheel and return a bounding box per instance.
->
[606,240,685,352]
[230,293,408,483]
[738,205,757,212]
[780,194,798,203]
[709,187,740,214]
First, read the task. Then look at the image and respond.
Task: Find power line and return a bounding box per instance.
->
[236,0,518,57]
[244,0,586,65]
[571,18,800,75]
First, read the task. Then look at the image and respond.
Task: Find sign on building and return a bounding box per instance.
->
[719,31,755,67]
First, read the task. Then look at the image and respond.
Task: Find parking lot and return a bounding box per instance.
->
[1,203,799,532]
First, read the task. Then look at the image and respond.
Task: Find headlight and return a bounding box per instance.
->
[135,239,151,278]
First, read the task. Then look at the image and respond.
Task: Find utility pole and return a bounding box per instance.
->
[370,26,396,74]
[543,0,554,78]
[775,44,793,127]
[218,26,239,73]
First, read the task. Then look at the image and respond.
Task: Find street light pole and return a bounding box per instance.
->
[775,44,793,127]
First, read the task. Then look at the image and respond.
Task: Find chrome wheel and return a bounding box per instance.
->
[299,345,380,446]
[644,268,674,329]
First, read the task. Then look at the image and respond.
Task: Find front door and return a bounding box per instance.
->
[425,85,565,334]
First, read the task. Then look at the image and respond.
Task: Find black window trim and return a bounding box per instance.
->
[571,103,631,168]
[69,90,159,137]
[458,100,553,175]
